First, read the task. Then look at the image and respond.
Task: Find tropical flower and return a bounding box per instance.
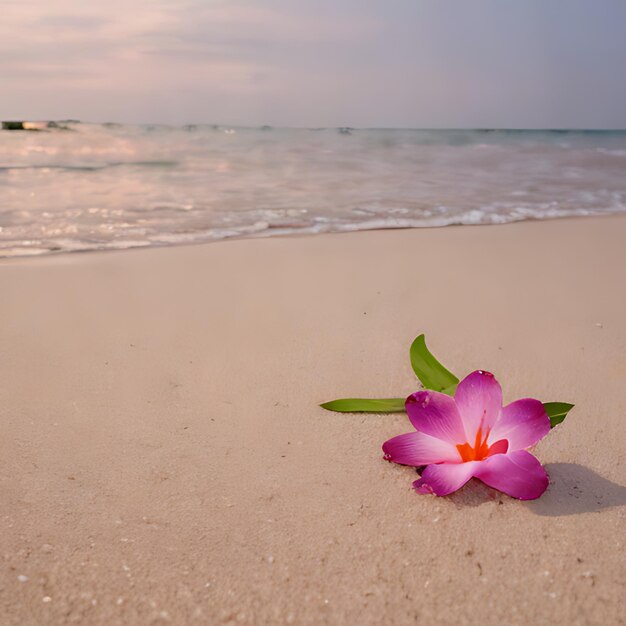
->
[382,370,551,499]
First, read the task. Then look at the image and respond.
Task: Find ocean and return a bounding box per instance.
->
[1,123,625,257]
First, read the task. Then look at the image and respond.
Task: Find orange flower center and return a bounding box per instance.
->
[456,426,492,462]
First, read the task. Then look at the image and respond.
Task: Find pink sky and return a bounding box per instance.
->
[2,0,625,127]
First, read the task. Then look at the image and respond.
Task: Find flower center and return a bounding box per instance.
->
[456,426,492,462]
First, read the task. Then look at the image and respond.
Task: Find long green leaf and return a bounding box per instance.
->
[543,402,574,428]
[320,397,406,413]
[322,397,574,427]
[409,334,459,394]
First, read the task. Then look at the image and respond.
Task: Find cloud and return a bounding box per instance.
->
[0,0,378,103]
[35,13,113,29]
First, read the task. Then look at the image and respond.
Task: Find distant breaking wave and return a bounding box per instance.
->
[1,122,625,257]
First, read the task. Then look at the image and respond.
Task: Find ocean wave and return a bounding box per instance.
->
[0,124,625,257]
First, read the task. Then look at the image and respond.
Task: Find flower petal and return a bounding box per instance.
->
[405,390,466,444]
[490,398,551,451]
[454,370,503,440]
[382,431,460,466]
[474,450,549,500]
[412,461,478,496]
[487,438,509,456]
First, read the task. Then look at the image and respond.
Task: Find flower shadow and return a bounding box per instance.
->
[431,463,626,513]
[445,478,503,507]
[526,463,626,517]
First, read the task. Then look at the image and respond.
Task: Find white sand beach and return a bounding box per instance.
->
[1,216,625,624]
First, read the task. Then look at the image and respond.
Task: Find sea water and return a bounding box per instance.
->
[1,123,625,257]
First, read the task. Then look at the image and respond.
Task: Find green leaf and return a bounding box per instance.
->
[543,402,574,428]
[409,334,459,394]
[441,383,458,396]
[320,397,406,413]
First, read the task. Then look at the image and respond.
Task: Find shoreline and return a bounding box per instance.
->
[1,211,624,263]
[1,216,625,624]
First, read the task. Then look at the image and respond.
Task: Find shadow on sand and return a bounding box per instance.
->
[527,463,626,516]
[441,462,626,514]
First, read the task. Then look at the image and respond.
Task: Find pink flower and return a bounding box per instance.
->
[382,370,551,500]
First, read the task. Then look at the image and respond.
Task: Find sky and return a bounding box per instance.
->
[2,0,625,128]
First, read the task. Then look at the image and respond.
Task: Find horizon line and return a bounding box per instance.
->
[2,120,626,132]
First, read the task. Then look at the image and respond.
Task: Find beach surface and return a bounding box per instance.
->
[1,216,625,625]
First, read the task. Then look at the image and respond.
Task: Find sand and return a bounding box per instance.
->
[1,216,625,625]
